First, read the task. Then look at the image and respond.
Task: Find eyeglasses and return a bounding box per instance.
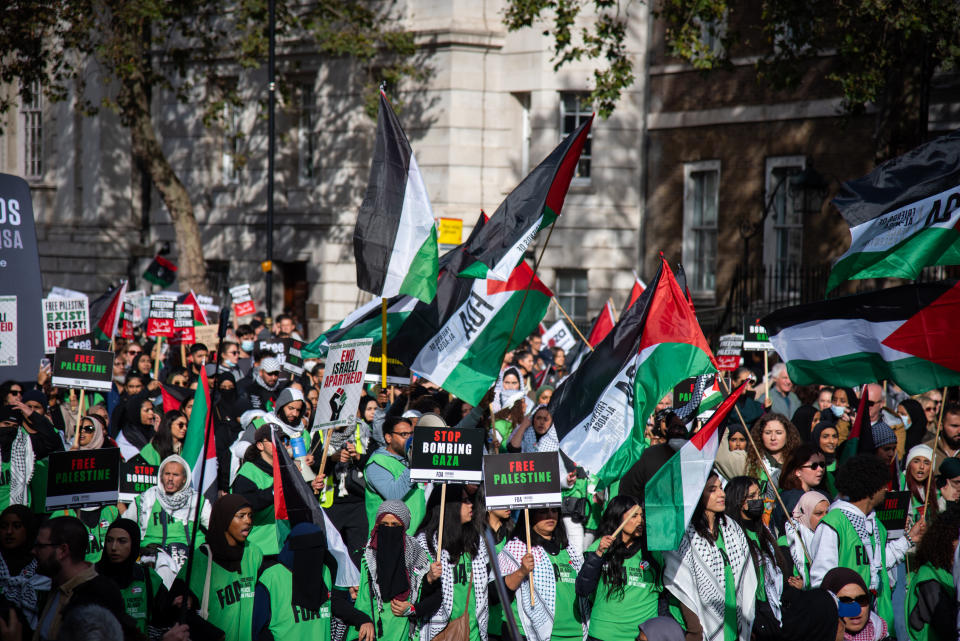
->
[838,594,872,607]
[226,350,240,356]
[801,461,826,470]
[392,431,414,439]
[127,349,142,355]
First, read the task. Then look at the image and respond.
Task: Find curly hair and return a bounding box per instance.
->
[915,506,960,571]
[746,413,802,479]
[834,454,890,502]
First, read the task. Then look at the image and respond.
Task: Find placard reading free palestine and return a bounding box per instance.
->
[483,451,561,510]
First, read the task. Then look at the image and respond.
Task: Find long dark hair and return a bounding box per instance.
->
[512,507,569,550]
[724,476,786,570]
[691,473,725,541]
[150,410,185,460]
[915,507,960,571]
[779,443,824,491]
[597,495,655,599]
[416,486,481,564]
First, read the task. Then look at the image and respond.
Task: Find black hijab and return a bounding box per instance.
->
[95,518,142,588]
[901,398,928,451]
[0,505,37,576]
[120,392,155,449]
[278,522,329,610]
[372,516,411,602]
[791,405,817,442]
[207,494,251,572]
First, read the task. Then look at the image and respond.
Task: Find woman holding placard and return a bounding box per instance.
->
[576,495,671,641]
[415,484,490,641]
[497,507,586,641]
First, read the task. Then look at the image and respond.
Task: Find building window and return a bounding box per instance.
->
[560,92,592,182]
[682,160,720,294]
[298,83,317,183]
[221,100,241,185]
[513,92,531,177]
[555,269,588,325]
[763,156,806,273]
[21,81,42,179]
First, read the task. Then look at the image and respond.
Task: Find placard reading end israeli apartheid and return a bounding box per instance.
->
[411,426,485,483]
[876,490,911,539]
[314,338,373,432]
[118,454,159,503]
[483,451,562,510]
[743,317,774,351]
[46,448,121,510]
[51,347,115,392]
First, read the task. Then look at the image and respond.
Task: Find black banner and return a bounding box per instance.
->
[258,339,286,359]
[743,315,773,351]
[877,490,911,537]
[118,454,158,502]
[410,425,485,483]
[59,331,105,352]
[283,338,305,375]
[45,448,120,510]
[483,451,561,510]
[51,347,115,392]
[0,174,43,381]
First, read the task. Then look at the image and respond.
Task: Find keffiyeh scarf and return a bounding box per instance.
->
[0,554,47,629]
[9,428,34,506]
[416,532,490,641]
[664,519,757,641]
[491,367,525,413]
[364,530,431,616]
[835,501,884,591]
[520,407,559,454]
[498,538,586,641]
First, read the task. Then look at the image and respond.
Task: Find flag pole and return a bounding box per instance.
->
[381,299,388,388]
[71,390,85,450]
[922,386,949,519]
[501,222,557,363]
[153,336,163,380]
[436,484,447,553]
[524,508,535,607]
[552,298,593,352]
[608,298,619,322]
[717,376,809,563]
[762,350,770,409]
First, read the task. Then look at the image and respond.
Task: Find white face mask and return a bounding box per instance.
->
[830,405,845,418]
[901,413,912,429]
[241,340,255,353]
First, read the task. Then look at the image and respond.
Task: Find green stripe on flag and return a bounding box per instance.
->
[181,373,210,473]
[399,227,439,302]
[785,352,960,396]
[595,342,715,488]
[828,226,960,291]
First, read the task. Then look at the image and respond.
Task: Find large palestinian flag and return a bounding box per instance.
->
[458,117,593,280]
[90,281,128,342]
[180,365,218,502]
[645,382,747,550]
[354,91,439,303]
[827,129,960,292]
[762,280,960,395]
[410,260,552,404]
[551,257,717,487]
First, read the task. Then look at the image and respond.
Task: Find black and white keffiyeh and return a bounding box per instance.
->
[664,518,757,641]
[520,405,560,454]
[416,532,490,641]
[9,428,34,506]
[834,500,884,591]
[0,554,47,629]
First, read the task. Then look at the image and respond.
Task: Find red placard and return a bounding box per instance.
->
[234,300,256,317]
[717,355,740,371]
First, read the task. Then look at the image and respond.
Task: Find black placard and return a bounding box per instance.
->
[283,338,305,375]
[258,340,286,360]
[672,377,699,414]
[876,490,911,538]
[410,426,485,483]
[118,454,159,502]
[51,347,115,392]
[146,295,176,338]
[743,316,773,351]
[45,448,120,510]
[483,451,562,510]
[364,341,411,386]
[58,331,104,352]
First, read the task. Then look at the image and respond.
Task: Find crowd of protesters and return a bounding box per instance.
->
[0,310,959,641]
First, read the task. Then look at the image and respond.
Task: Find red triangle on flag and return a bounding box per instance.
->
[486,261,553,298]
[626,276,645,311]
[587,301,616,347]
[881,281,960,372]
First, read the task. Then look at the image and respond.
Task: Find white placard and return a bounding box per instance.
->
[0,296,17,367]
[312,338,373,432]
[541,319,576,352]
[42,297,90,354]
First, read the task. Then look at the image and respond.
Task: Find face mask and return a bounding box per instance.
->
[901,413,912,429]
[830,405,845,418]
[241,340,254,353]
[744,499,764,520]
[222,358,236,368]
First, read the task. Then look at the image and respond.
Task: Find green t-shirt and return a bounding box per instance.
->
[120,566,163,634]
[257,562,332,641]
[584,541,661,639]
[352,556,416,641]
[548,548,582,640]
[487,538,508,636]
[178,543,263,641]
[450,553,481,641]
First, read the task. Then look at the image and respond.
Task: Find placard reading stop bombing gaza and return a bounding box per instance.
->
[483,451,562,510]
[410,425,485,483]
[313,338,373,432]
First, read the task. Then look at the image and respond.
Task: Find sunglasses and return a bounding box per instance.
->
[80,424,96,434]
[802,461,826,470]
[838,594,872,607]
[8,389,22,395]
[127,349,142,355]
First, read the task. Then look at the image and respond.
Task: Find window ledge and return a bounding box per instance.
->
[569,182,595,194]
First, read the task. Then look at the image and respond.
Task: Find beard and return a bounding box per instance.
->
[943,432,960,450]
[36,555,61,578]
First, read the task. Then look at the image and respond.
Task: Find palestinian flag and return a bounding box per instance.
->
[551,257,717,487]
[160,382,191,413]
[762,280,960,395]
[180,366,218,502]
[90,281,128,342]
[143,255,177,288]
[354,91,439,303]
[827,129,960,292]
[837,387,870,464]
[409,259,553,404]
[625,273,646,311]
[177,290,209,326]
[270,422,360,587]
[459,117,593,280]
[304,211,491,360]
[645,382,747,550]
[699,374,723,413]
[587,300,617,347]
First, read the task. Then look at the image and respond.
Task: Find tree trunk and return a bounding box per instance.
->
[117,57,208,293]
